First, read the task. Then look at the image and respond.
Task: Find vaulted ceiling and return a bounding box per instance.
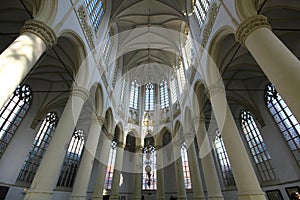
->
[109,0,189,77]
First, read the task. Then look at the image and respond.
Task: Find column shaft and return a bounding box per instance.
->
[0,20,56,109]
[210,88,265,200]
[196,119,224,200]
[91,135,113,199]
[69,116,104,200]
[109,146,124,200]
[174,144,187,200]
[133,149,142,200]
[186,141,205,200]
[156,149,164,200]
[25,87,88,200]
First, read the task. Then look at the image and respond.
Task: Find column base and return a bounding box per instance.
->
[69,195,87,200]
[133,195,141,200]
[110,195,119,200]
[24,190,53,200]
[156,197,164,200]
[90,195,103,200]
[207,195,224,200]
[177,196,187,200]
[238,193,266,200]
[193,195,206,200]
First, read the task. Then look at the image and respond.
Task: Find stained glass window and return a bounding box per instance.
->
[129,80,139,110]
[17,112,58,183]
[0,84,32,159]
[240,110,276,182]
[181,142,192,189]
[194,0,212,28]
[214,135,235,186]
[104,141,117,189]
[266,83,300,166]
[145,83,154,111]
[142,145,157,190]
[57,129,85,187]
[159,80,169,109]
[84,0,105,31]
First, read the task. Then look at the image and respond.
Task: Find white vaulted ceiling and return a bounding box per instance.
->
[109,0,189,78]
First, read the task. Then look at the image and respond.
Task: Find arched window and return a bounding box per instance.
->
[159,80,169,109]
[183,31,194,70]
[145,83,154,111]
[112,64,119,88]
[194,0,212,28]
[129,80,139,110]
[120,79,126,104]
[0,84,32,159]
[214,135,235,186]
[57,129,85,187]
[17,112,58,183]
[181,142,192,189]
[170,77,179,104]
[240,110,276,182]
[266,83,300,166]
[84,0,105,31]
[142,137,156,190]
[176,60,186,93]
[104,141,117,189]
[103,32,112,65]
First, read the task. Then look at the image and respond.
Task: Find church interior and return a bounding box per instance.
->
[0,0,300,199]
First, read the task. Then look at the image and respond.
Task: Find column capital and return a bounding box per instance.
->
[235,15,271,45]
[192,115,206,124]
[207,84,225,99]
[21,19,57,49]
[117,142,126,149]
[91,115,105,126]
[104,132,114,141]
[185,132,196,141]
[172,138,182,147]
[135,145,143,153]
[96,115,105,126]
[71,86,89,101]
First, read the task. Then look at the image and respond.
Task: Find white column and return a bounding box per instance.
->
[156,146,165,200]
[173,140,187,200]
[24,86,89,200]
[0,19,57,109]
[194,115,224,200]
[185,134,205,200]
[236,15,300,122]
[109,143,125,200]
[91,133,113,200]
[69,115,104,200]
[208,85,266,200]
[133,146,143,200]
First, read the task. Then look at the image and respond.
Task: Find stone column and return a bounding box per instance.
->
[173,140,187,200]
[185,133,205,200]
[193,115,224,200]
[109,143,125,200]
[236,15,300,122]
[24,86,89,200]
[69,115,105,200]
[91,133,113,200]
[208,85,265,200]
[0,19,57,109]
[156,145,165,200]
[133,146,143,200]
